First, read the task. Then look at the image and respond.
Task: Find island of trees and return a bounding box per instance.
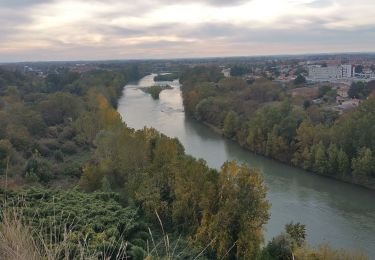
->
[141,84,172,99]
[0,65,367,259]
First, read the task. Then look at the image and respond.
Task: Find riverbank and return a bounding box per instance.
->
[199,118,375,190]
[179,66,375,191]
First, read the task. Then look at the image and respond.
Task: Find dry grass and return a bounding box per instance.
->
[295,244,368,260]
[0,208,42,260]
[0,207,129,260]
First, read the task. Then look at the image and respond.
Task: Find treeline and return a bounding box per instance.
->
[180,66,375,188]
[154,73,179,82]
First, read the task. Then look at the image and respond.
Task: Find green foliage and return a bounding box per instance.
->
[0,66,143,186]
[141,85,172,99]
[154,73,179,82]
[262,233,295,260]
[45,69,80,92]
[195,161,270,259]
[0,139,12,175]
[230,65,251,76]
[223,111,240,138]
[318,86,332,98]
[285,222,306,247]
[348,81,375,99]
[1,189,148,259]
[38,92,82,125]
[24,152,53,183]
[262,222,306,260]
[351,147,374,182]
[294,74,306,85]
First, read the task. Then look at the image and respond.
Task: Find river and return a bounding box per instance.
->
[118,74,375,257]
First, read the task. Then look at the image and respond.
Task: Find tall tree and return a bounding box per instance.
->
[196,161,270,259]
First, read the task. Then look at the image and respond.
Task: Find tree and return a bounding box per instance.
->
[327,143,339,175]
[24,151,53,182]
[314,141,327,174]
[266,127,289,162]
[318,86,332,98]
[172,157,214,232]
[285,222,306,247]
[223,111,239,138]
[195,161,270,259]
[352,147,374,182]
[303,100,311,109]
[292,121,314,168]
[230,65,250,76]
[348,81,369,99]
[354,65,364,74]
[294,75,306,85]
[38,92,82,125]
[0,139,12,175]
[262,222,306,260]
[263,233,294,260]
[337,149,350,177]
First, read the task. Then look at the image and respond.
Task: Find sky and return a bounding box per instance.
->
[0,0,374,62]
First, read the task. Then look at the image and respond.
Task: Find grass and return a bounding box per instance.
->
[0,201,209,260]
[0,206,130,260]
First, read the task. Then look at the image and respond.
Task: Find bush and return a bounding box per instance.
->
[60,163,81,177]
[53,150,64,162]
[61,141,78,155]
[24,155,53,182]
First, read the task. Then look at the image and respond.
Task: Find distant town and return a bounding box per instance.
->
[2,53,375,115]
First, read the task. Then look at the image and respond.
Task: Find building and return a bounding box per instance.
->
[308,64,352,81]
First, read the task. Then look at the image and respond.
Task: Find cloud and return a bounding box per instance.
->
[155,0,250,6]
[0,0,49,7]
[0,0,374,62]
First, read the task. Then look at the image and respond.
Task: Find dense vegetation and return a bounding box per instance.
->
[348,81,375,99]
[0,66,141,188]
[1,189,148,258]
[180,66,375,188]
[0,65,369,259]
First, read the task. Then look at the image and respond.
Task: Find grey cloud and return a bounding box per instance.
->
[173,21,375,46]
[0,0,51,8]
[306,0,334,7]
[155,0,250,6]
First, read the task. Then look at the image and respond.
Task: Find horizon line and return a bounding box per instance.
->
[1,51,375,65]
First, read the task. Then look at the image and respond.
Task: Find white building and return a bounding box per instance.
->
[308,65,353,81]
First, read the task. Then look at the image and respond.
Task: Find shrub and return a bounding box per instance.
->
[61,141,78,155]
